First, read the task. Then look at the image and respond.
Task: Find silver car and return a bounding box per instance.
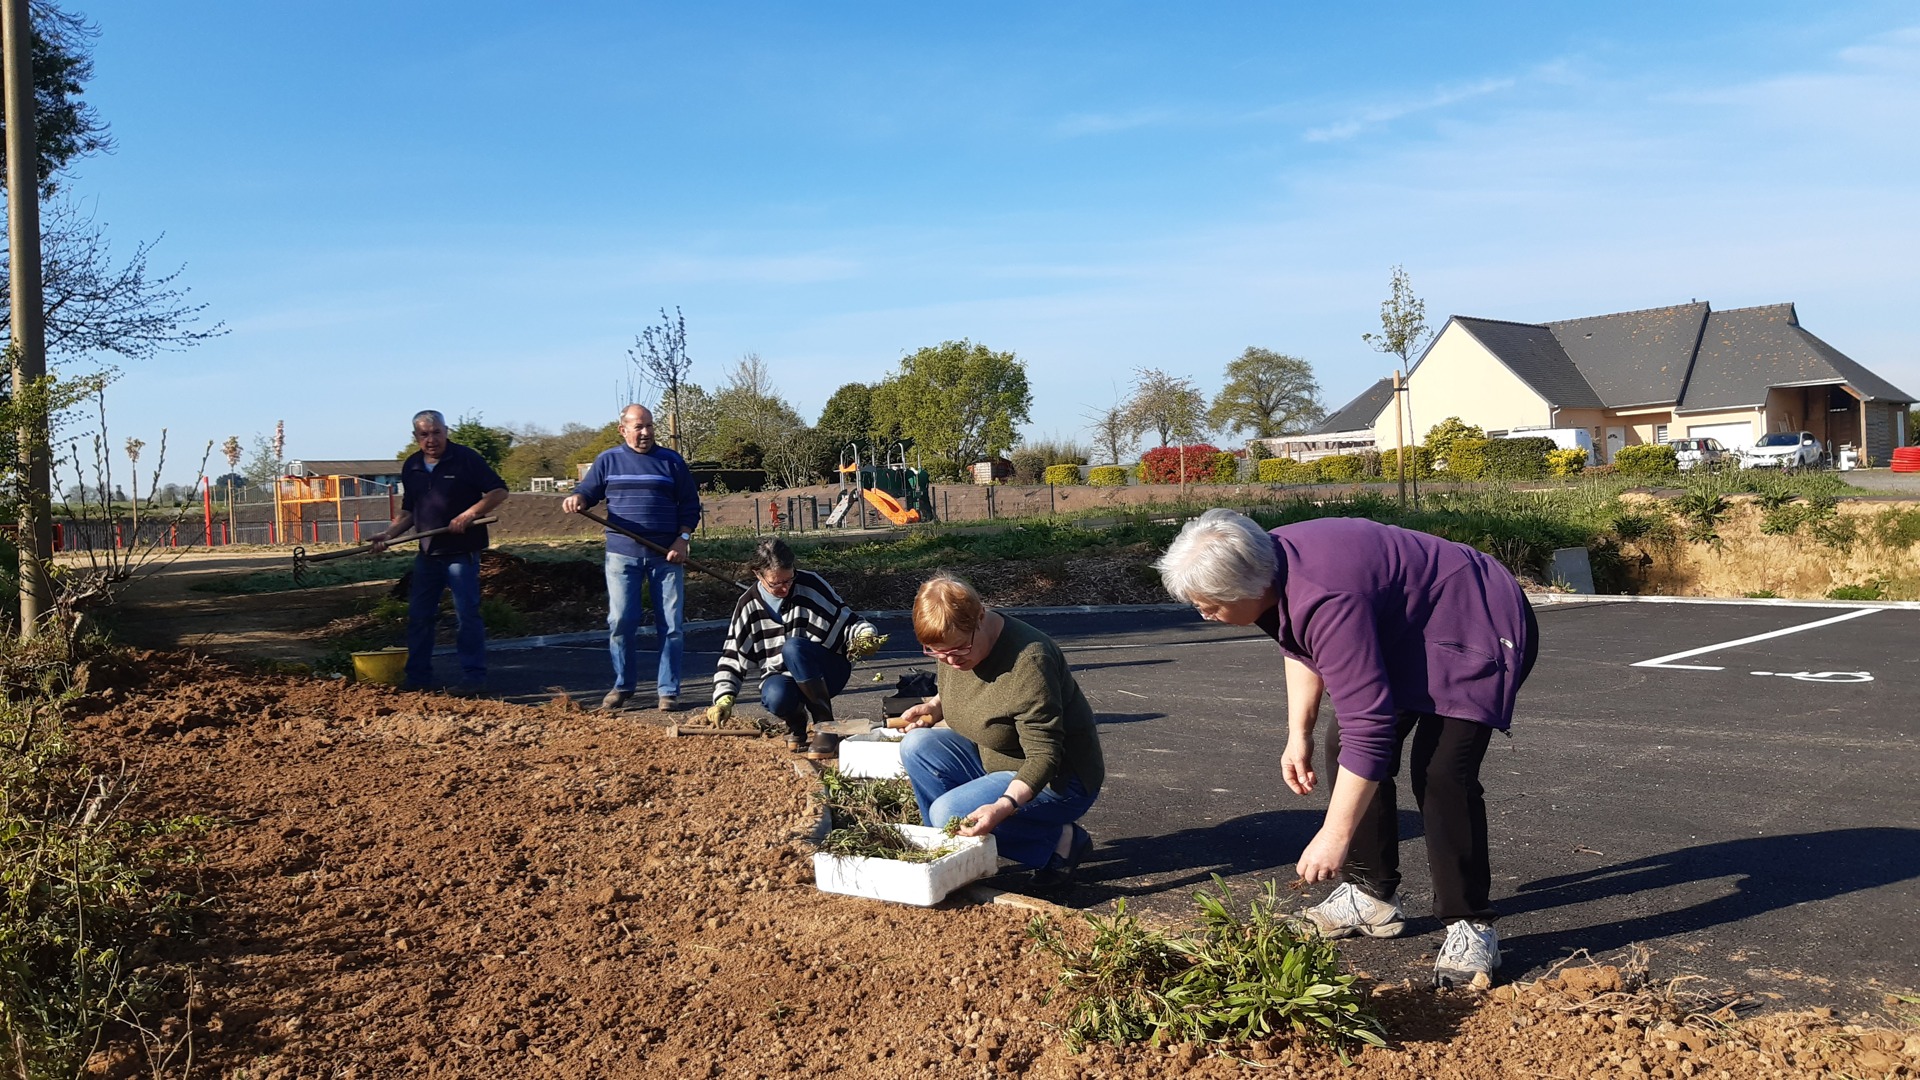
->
[1670,437,1730,471]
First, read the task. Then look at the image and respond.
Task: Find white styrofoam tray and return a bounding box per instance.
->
[837,728,907,779]
[812,824,997,906]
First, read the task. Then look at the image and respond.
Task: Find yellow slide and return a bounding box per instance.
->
[861,487,920,525]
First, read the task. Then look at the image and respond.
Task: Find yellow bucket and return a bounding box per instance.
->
[351,648,409,686]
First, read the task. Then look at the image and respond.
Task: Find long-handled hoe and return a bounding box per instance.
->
[290,516,499,586]
[571,508,762,736]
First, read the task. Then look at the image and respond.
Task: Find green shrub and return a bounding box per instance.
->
[1317,454,1366,482]
[1009,449,1048,485]
[1088,465,1129,488]
[1246,440,1274,461]
[1482,436,1556,480]
[1441,437,1490,480]
[1043,463,1082,486]
[1546,448,1588,477]
[1422,416,1486,461]
[1379,445,1433,479]
[1026,877,1386,1060]
[1612,444,1679,476]
[1671,491,1729,543]
[1208,452,1239,484]
[1258,458,1321,484]
[1827,582,1885,601]
[1871,507,1920,548]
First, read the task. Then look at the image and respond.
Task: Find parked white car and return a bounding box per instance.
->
[1670,437,1731,471]
[1740,431,1825,469]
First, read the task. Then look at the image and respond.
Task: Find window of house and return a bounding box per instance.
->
[1654,424,1669,444]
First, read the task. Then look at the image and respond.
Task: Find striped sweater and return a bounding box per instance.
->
[711,570,878,702]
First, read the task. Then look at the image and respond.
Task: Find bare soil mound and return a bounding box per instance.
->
[72,653,1917,1077]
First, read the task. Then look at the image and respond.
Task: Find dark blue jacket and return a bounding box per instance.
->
[572,443,702,556]
[400,442,506,556]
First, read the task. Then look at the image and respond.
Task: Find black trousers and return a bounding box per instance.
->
[1326,712,1496,922]
[1324,603,1538,923]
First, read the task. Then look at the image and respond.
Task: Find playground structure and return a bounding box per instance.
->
[827,443,934,528]
[273,474,396,546]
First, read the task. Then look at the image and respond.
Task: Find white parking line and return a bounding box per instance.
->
[1630,608,1881,672]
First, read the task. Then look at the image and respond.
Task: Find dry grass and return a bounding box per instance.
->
[1640,498,1920,599]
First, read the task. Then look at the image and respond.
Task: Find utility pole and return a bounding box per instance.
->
[4,0,52,636]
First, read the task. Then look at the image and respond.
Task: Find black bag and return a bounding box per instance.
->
[881,669,937,719]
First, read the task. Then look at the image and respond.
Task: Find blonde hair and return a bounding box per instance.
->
[913,574,984,647]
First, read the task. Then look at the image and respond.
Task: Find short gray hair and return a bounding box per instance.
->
[411,409,446,432]
[1155,508,1278,604]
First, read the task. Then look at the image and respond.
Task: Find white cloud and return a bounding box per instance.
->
[1302,76,1517,142]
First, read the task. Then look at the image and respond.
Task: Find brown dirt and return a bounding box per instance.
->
[75,653,1920,1078]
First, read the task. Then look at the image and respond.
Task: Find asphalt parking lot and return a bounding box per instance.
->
[466,598,1919,1010]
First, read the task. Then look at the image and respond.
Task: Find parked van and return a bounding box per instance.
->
[1510,427,1597,465]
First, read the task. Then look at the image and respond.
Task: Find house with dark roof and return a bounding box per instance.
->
[285,458,404,495]
[1256,377,1394,460]
[1336,301,1910,465]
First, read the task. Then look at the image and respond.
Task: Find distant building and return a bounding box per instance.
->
[1296,301,1912,466]
[286,459,404,495]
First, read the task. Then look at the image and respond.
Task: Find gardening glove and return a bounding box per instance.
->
[846,631,888,662]
[706,695,735,724]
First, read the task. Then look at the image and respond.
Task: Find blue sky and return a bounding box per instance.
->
[54,1,1920,482]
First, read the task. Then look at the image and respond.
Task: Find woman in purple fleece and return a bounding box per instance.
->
[1156,509,1538,987]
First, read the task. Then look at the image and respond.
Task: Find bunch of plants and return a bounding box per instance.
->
[1025,876,1387,1062]
[0,635,208,1078]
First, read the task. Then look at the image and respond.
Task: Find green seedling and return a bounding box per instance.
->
[819,822,955,863]
[1026,875,1387,1062]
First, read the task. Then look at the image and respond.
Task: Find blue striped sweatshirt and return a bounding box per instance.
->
[572,443,702,556]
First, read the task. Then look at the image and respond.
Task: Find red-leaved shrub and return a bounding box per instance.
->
[1141,444,1223,484]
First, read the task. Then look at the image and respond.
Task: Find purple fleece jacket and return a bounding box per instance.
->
[1259,518,1531,783]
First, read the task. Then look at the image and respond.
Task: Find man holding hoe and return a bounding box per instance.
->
[563,404,702,712]
[369,409,510,694]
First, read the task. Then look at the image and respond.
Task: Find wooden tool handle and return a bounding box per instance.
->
[300,515,500,564]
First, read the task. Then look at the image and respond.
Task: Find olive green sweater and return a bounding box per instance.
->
[936,615,1104,795]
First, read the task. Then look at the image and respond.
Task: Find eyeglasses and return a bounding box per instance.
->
[414,428,446,441]
[759,573,795,589]
[922,636,974,660]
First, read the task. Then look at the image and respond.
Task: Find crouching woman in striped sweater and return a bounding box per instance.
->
[706,538,884,755]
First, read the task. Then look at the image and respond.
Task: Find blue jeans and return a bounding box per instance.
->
[606,549,685,696]
[406,552,485,687]
[899,727,1098,869]
[760,637,852,724]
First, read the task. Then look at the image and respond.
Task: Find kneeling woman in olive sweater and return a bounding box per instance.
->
[896,574,1104,884]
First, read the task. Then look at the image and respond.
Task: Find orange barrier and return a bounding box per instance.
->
[862,487,920,525]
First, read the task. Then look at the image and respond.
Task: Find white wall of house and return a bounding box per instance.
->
[1676,407,1763,451]
[1376,323,1552,448]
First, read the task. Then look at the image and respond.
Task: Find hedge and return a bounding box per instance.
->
[1042,463,1082,486]
[1379,445,1433,479]
[1317,454,1366,482]
[1482,436,1556,481]
[1141,444,1224,484]
[1612,444,1679,476]
[1546,448,1588,477]
[1441,437,1490,480]
[1208,452,1239,484]
[1088,465,1129,487]
[1258,458,1321,484]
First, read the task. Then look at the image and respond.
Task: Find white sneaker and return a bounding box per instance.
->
[1299,882,1406,939]
[1434,920,1500,988]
